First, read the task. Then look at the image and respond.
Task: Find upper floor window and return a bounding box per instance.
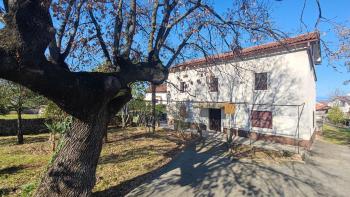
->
[180,82,186,92]
[209,77,218,92]
[255,72,268,90]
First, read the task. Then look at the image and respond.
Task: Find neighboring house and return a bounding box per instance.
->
[328,96,350,115]
[315,102,331,131]
[316,102,330,117]
[328,96,350,126]
[167,32,321,148]
[144,84,168,105]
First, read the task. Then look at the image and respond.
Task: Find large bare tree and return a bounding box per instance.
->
[0,0,278,196]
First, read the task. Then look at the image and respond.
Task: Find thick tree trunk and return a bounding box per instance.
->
[35,108,111,197]
[0,1,166,196]
[17,107,23,144]
[103,130,108,143]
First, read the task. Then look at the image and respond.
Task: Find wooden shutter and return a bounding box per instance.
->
[209,77,218,92]
[251,111,272,129]
[255,73,268,90]
[180,82,185,92]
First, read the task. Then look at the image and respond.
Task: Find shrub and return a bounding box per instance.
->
[328,106,345,125]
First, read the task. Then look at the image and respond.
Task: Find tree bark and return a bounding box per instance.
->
[35,90,132,196]
[35,108,111,196]
[0,1,166,196]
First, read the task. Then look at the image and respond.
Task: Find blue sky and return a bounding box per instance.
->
[271,0,350,101]
[215,0,350,101]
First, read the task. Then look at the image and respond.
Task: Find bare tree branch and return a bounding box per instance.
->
[61,0,86,61]
[161,0,201,44]
[299,0,308,31]
[57,0,75,51]
[153,0,178,58]
[166,25,203,68]
[123,0,137,58]
[88,8,112,65]
[113,0,124,62]
[0,7,6,24]
[148,0,159,53]
[314,0,322,28]
[3,0,9,13]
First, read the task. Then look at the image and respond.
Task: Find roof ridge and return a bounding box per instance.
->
[171,31,320,71]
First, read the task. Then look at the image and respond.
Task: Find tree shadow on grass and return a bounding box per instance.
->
[93,147,185,197]
[0,135,48,146]
[93,134,196,197]
[98,144,174,165]
[0,187,18,196]
[0,165,25,175]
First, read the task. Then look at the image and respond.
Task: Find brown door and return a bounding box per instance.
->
[209,108,221,131]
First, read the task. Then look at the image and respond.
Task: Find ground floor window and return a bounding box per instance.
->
[251,110,272,129]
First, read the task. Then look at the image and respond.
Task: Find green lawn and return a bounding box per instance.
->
[0,128,192,196]
[322,124,350,145]
[0,114,42,120]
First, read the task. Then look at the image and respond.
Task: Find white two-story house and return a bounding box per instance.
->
[166,32,321,148]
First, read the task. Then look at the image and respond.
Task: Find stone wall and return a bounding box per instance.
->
[0,119,48,136]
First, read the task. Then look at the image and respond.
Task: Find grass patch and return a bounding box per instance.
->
[228,144,302,163]
[322,124,350,145]
[0,128,193,196]
[0,134,50,197]
[0,114,42,120]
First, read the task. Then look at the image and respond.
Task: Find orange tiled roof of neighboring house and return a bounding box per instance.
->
[170,32,320,72]
[146,83,167,93]
[316,102,331,111]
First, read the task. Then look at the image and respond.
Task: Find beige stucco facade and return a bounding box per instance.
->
[167,48,317,141]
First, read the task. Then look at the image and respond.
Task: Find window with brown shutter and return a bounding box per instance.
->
[209,77,218,92]
[255,72,268,90]
[180,82,185,92]
[251,110,272,129]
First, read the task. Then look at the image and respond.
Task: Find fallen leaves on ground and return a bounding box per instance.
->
[0,128,196,197]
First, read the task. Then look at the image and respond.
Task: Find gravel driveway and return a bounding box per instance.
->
[127,132,350,197]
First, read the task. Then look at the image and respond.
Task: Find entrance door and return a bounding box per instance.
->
[209,108,221,131]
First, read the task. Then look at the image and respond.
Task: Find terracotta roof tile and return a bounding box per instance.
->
[170,32,320,72]
[316,103,331,111]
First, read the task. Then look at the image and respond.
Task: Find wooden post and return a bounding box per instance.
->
[17,85,24,144]
[152,83,156,133]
